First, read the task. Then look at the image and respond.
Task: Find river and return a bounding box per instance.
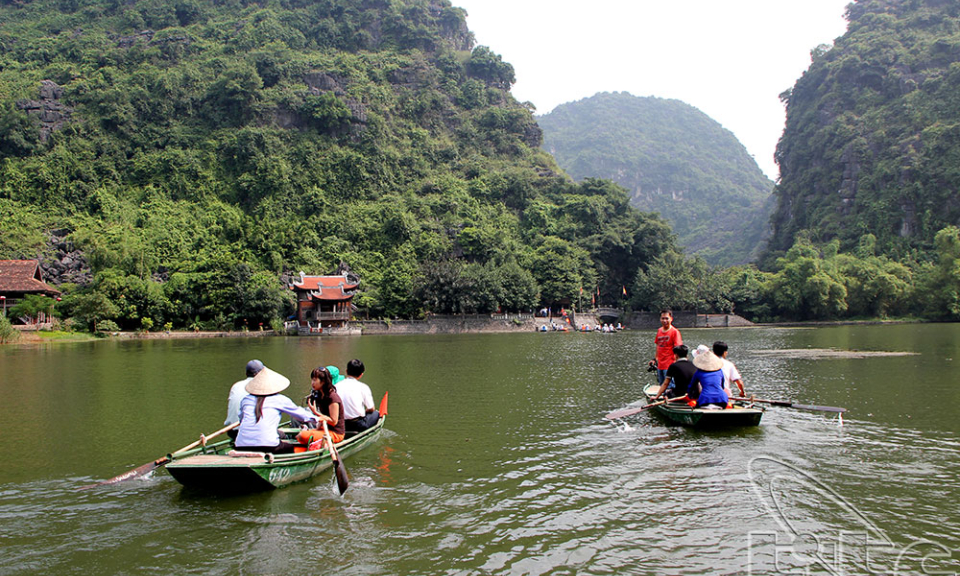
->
[0,324,957,575]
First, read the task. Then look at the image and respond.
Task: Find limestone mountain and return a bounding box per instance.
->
[765,0,960,264]
[0,0,677,328]
[539,92,774,266]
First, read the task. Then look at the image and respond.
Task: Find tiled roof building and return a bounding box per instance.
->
[290,272,359,330]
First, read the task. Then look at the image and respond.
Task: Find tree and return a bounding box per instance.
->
[9,294,57,324]
[466,46,515,89]
[66,292,120,332]
[765,239,848,319]
[0,313,18,343]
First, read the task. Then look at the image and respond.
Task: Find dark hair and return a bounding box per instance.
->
[673,344,688,358]
[713,341,728,356]
[311,366,334,398]
[255,396,266,423]
[659,310,672,317]
[346,358,364,377]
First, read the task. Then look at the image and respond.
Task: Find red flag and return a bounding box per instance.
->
[579,286,583,295]
[596,286,600,296]
[591,295,595,306]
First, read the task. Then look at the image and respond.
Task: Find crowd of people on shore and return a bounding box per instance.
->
[648,310,746,409]
[223,358,381,454]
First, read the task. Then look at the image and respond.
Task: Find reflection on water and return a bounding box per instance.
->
[0,325,958,574]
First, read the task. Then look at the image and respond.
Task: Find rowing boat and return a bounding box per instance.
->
[166,392,387,493]
[641,384,763,428]
[166,415,385,491]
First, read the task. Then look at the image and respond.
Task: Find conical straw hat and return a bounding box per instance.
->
[245,366,290,395]
[692,350,724,372]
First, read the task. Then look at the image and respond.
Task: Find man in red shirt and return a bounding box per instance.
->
[649,310,682,386]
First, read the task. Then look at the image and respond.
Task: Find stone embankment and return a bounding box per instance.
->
[353,311,754,335]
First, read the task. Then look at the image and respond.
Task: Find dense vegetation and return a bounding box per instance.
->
[633,226,960,322]
[765,0,960,266]
[0,0,678,330]
[539,92,774,266]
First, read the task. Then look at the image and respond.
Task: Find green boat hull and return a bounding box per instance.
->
[642,384,762,428]
[166,417,385,491]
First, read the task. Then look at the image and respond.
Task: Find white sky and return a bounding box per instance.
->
[452,0,852,180]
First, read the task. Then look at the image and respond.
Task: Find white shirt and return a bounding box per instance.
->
[225,377,253,426]
[337,376,374,420]
[236,394,317,448]
[720,358,742,396]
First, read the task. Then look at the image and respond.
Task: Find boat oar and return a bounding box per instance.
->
[605,395,689,420]
[322,421,349,495]
[80,421,240,489]
[733,396,847,413]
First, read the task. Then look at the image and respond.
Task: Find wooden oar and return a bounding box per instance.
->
[605,395,689,420]
[322,421,349,495]
[733,396,847,413]
[80,421,240,489]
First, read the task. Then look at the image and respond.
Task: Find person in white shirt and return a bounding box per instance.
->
[236,367,318,453]
[713,341,746,397]
[225,360,264,440]
[337,358,379,433]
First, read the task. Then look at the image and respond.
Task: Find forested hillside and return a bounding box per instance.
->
[766,0,960,265]
[0,0,677,330]
[539,92,774,266]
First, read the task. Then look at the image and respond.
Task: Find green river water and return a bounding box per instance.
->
[0,324,957,575]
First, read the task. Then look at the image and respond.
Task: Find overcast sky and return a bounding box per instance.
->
[451,0,852,180]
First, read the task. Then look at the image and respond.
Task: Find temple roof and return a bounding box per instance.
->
[291,273,359,301]
[0,260,61,295]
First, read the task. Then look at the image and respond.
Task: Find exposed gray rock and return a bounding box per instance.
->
[16,80,72,142]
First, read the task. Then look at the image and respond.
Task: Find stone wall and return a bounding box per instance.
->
[625,311,754,329]
[357,314,539,335]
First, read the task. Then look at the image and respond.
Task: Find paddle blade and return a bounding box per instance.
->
[78,457,170,490]
[378,391,389,417]
[333,458,349,495]
[605,406,648,420]
[789,403,847,413]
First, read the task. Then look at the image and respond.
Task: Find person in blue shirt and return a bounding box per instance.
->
[689,348,729,409]
[235,366,318,453]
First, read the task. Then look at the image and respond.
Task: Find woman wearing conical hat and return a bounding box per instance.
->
[689,348,729,409]
[235,366,318,454]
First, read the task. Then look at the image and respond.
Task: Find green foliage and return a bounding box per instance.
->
[95,319,120,333]
[9,294,57,322]
[766,0,960,263]
[63,291,119,332]
[466,46,515,89]
[0,313,19,343]
[0,0,681,328]
[539,92,775,265]
[631,251,731,313]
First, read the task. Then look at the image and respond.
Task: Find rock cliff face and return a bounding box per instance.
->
[764,0,960,263]
[39,230,91,287]
[16,80,72,142]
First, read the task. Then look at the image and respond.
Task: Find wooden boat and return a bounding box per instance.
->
[641,384,763,428]
[167,402,387,492]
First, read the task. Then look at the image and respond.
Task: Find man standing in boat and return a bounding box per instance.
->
[649,310,682,386]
